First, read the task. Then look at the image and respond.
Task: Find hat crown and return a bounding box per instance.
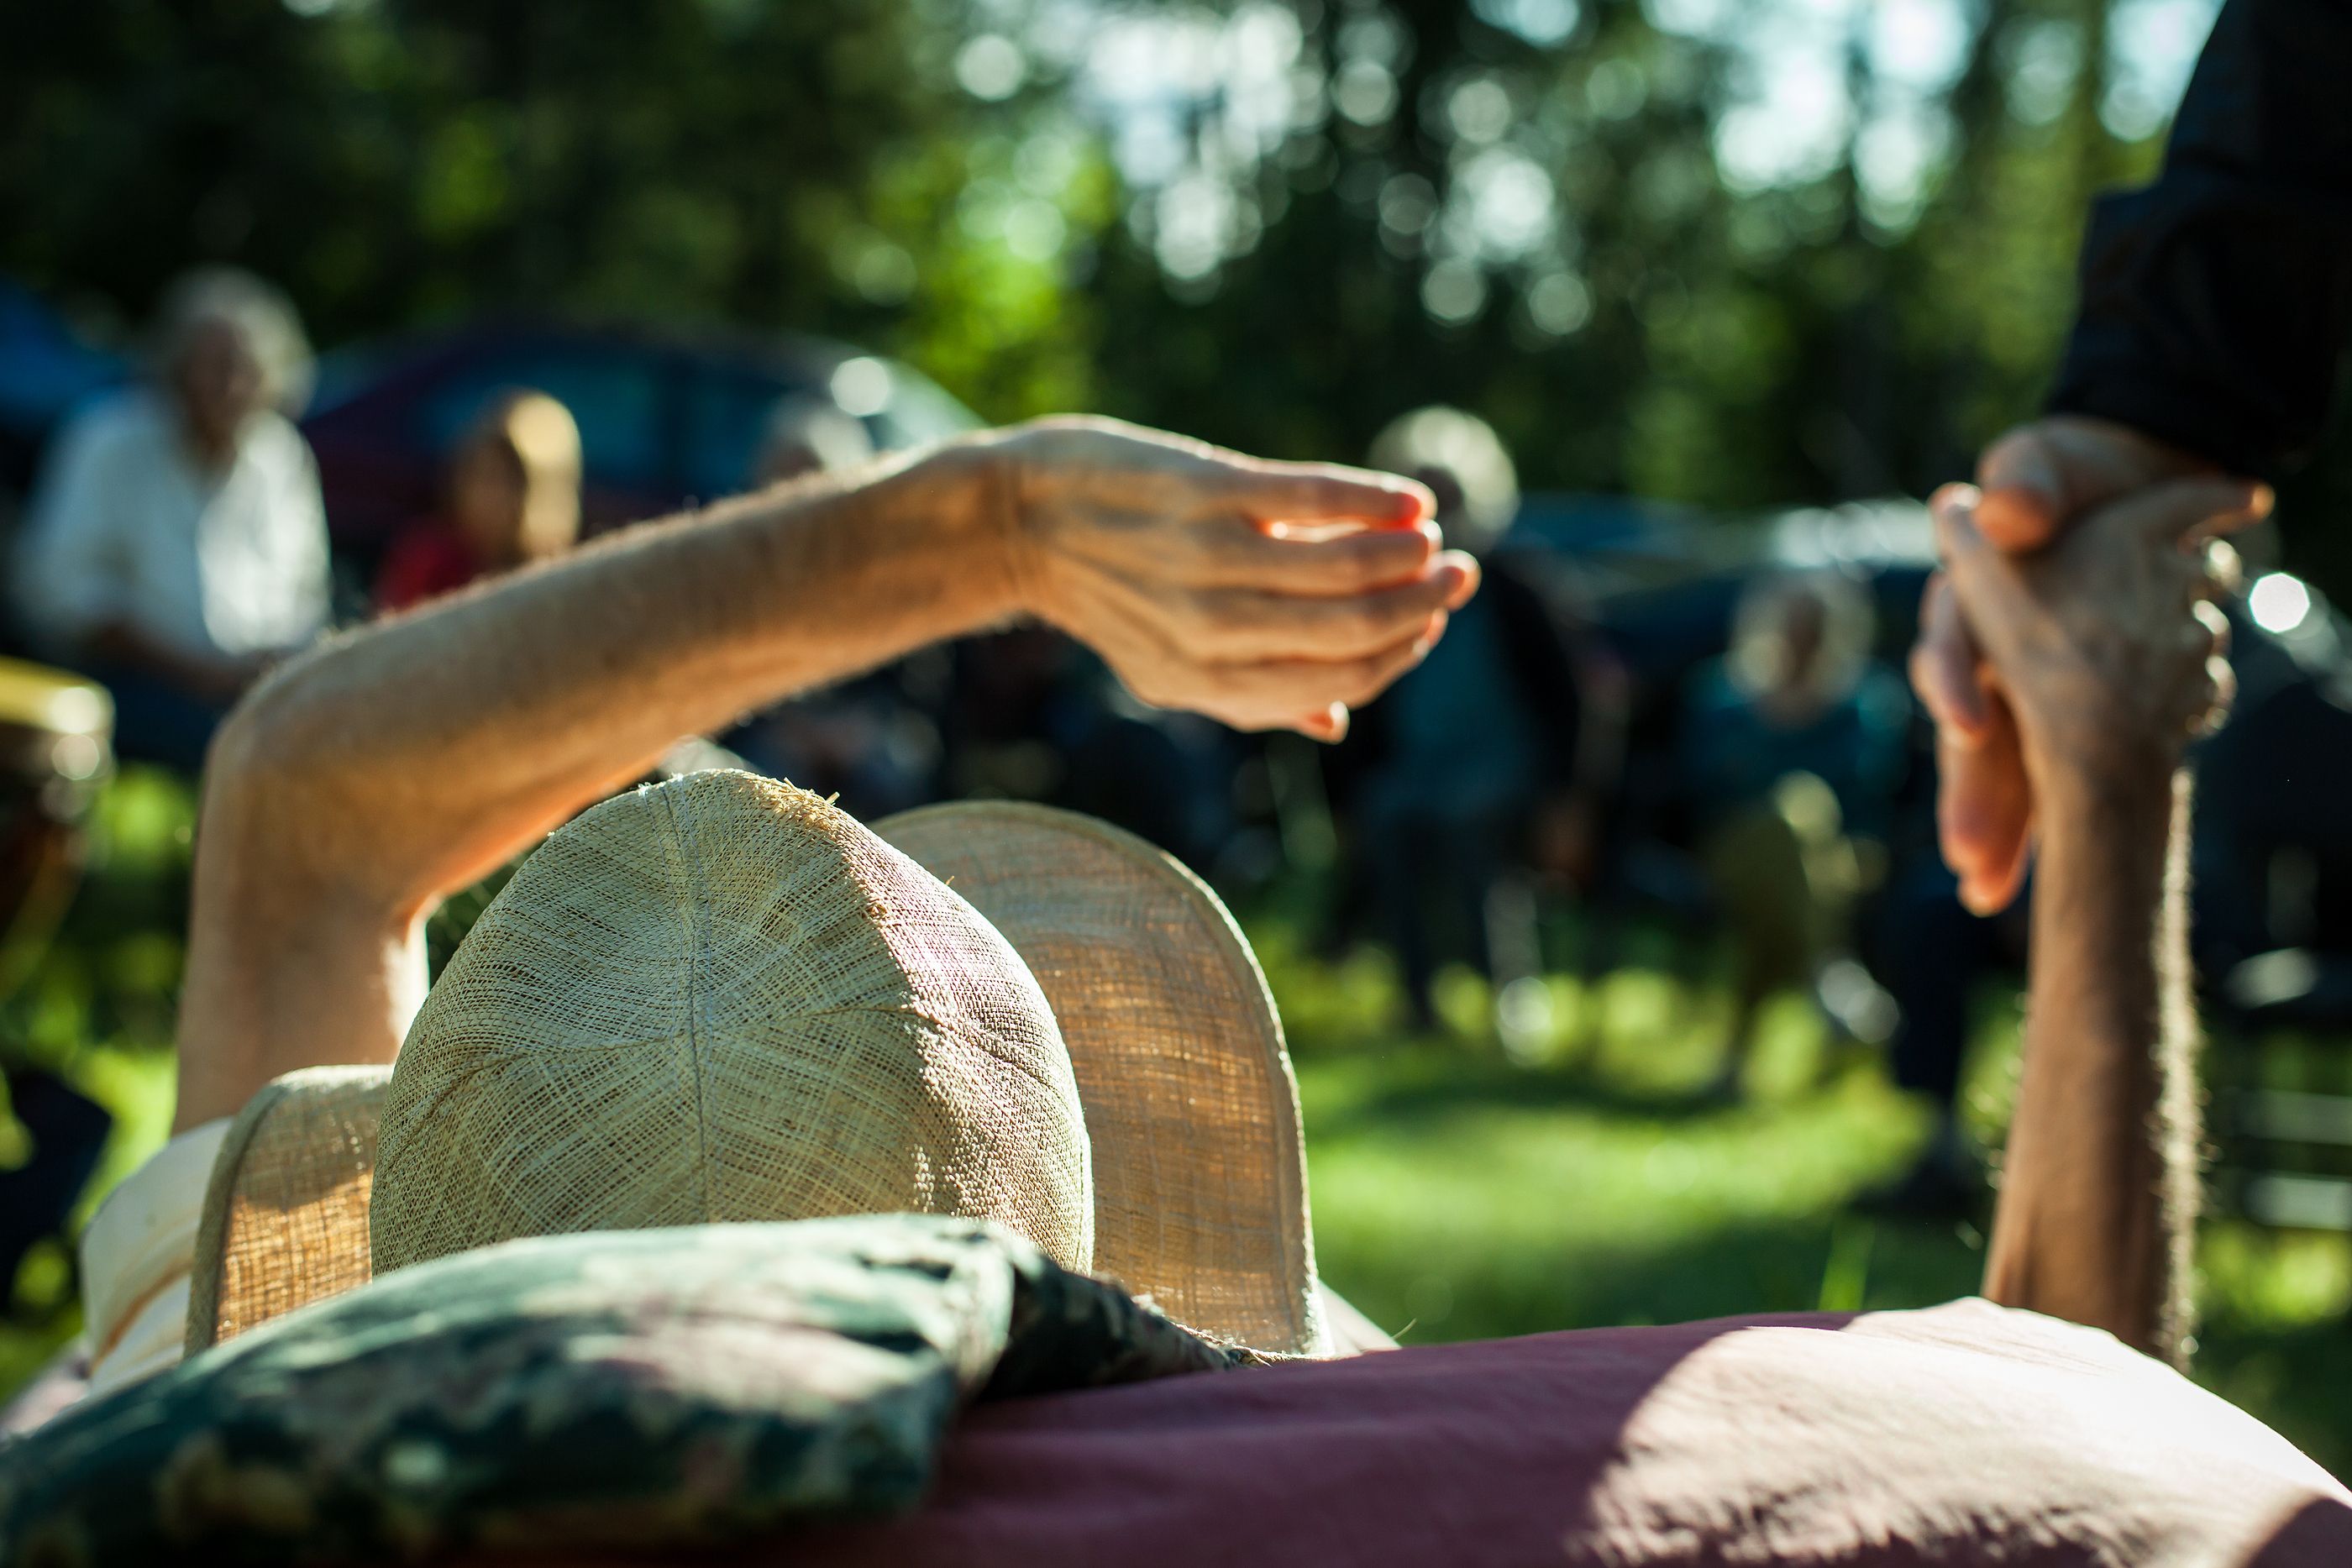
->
[370,771,1093,1276]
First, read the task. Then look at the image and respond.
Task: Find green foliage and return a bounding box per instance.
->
[11,0,2342,596]
[0,0,1106,421]
[1081,0,2209,514]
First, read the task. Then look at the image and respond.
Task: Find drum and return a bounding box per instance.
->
[0,658,113,1004]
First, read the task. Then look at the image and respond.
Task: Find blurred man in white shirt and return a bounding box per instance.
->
[12,269,329,768]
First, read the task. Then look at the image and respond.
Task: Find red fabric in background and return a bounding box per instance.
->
[373,520,481,612]
[759,1299,2351,1567]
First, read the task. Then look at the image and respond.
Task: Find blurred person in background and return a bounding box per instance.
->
[755,394,875,486]
[729,394,929,819]
[9,269,328,771]
[1683,570,1908,1099]
[1350,406,1625,1046]
[375,390,582,613]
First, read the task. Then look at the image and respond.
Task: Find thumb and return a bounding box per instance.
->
[1932,485,2001,594]
[1975,426,2072,553]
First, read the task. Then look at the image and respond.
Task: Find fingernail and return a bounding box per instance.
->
[1931,483,1983,517]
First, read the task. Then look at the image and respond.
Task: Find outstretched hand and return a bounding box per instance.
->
[995,416,1478,742]
[1910,415,2263,910]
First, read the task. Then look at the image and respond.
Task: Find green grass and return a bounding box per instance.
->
[1262,924,2352,1479]
[2,769,190,1400]
[4,776,2349,1482]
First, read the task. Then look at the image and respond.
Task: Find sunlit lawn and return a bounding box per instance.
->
[1259,921,2352,1481]
[5,774,2349,1482]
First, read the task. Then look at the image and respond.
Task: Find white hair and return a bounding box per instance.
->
[151,267,314,414]
[759,395,875,480]
[1367,405,1520,554]
[1729,569,1877,704]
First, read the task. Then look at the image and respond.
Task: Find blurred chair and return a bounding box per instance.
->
[0,658,110,1001]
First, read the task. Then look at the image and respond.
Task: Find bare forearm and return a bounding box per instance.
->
[1983,762,2196,1362]
[176,443,1015,1127]
[239,443,1011,910]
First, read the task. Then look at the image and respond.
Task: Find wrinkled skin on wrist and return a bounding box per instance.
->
[1912,417,2267,910]
[985,416,1478,742]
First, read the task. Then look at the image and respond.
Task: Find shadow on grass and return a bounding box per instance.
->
[1299,1047,1763,1142]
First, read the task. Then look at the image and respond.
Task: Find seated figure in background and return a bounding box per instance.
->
[374,390,583,613]
[755,393,876,485]
[10,270,329,771]
[1683,569,1909,1094]
[1350,406,1623,1047]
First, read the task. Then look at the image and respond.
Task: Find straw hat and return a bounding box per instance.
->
[187,774,1323,1357]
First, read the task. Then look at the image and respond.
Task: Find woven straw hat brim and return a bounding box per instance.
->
[187,1065,388,1353]
[874,802,1320,1355]
[189,800,1321,1357]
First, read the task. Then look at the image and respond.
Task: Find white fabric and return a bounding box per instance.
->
[1317,1284,1399,1355]
[78,1117,229,1396]
[13,389,329,663]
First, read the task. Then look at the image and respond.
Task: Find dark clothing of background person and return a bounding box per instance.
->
[2048,0,2352,476]
[1348,550,1620,1029]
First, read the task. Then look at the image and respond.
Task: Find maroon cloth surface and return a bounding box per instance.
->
[17,1299,2347,1565]
[772,1299,2350,1567]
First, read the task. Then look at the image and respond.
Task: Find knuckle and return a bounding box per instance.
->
[1195,592,1256,652]
[1348,595,1400,642]
[1344,538,1400,589]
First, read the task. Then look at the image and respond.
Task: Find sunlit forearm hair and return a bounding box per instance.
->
[1983,763,2199,1366]
[2153,772,2203,1360]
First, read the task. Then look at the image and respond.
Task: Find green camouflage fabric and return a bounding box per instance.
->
[0,1215,1252,1565]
